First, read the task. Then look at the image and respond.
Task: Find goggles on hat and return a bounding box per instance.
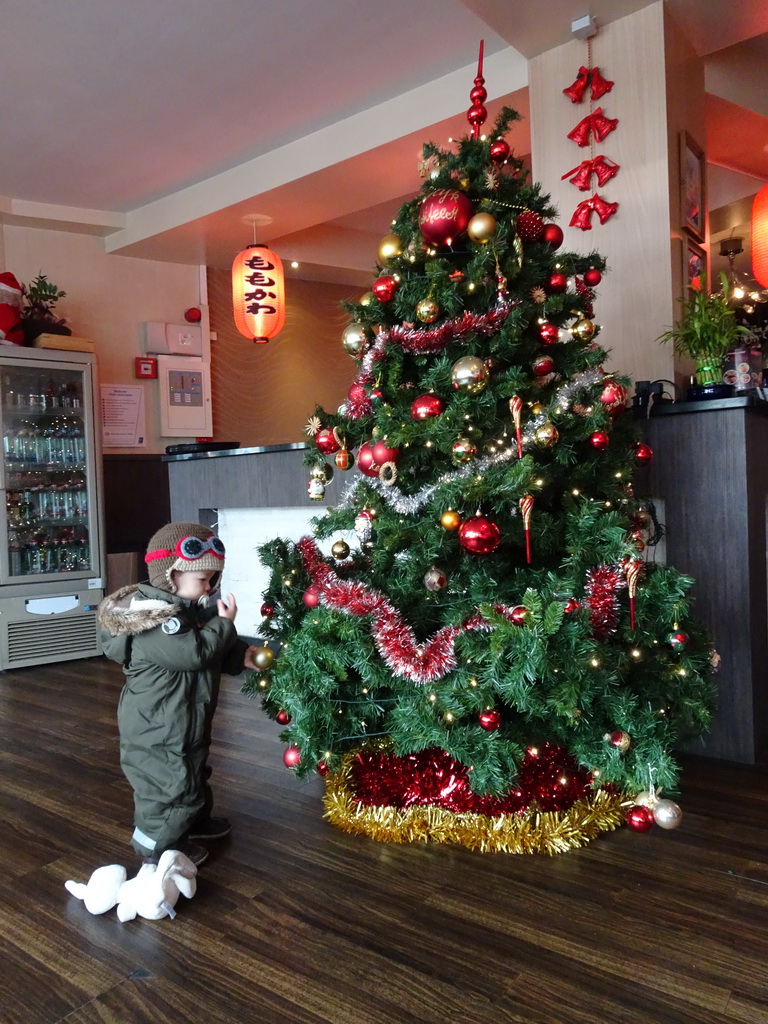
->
[146,535,225,563]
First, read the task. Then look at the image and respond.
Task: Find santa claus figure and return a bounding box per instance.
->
[0,273,24,346]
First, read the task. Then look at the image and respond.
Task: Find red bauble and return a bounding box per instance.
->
[372,275,398,302]
[316,760,329,777]
[564,598,580,613]
[533,355,555,377]
[478,708,502,731]
[357,442,381,477]
[583,267,602,287]
[411,393,446,420]
[418,189,474,247]
[516,211,545,241]
[276,710,292,725]
[635,443,653,466]
[371,440,399,465]
[489,139,510,164]
[283,746,302,768]
[600,381,628,412]
[260,602,274,617]
[348,382,367,404]
[510,605,529,625]
[625,805,655,833]
[315,428,340,455]
[539,322,559,345]
[609,730,632,750]
[458,515,501,555]
[303,585,321,608]
[542,223,564,249]
[547,272,568,294]
[590,430,610,451]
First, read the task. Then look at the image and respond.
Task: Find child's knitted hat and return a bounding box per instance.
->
[144,522,225,592]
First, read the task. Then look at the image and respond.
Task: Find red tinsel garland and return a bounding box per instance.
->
[585,564,625,640]
[299,537,518,684]
[343,301,514,420]
[350,743,597,814]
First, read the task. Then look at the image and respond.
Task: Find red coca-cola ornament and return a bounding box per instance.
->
[418,189,474,247]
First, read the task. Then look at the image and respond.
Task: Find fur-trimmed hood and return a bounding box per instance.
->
[97,583,183,637]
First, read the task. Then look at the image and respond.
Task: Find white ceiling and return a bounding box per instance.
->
[1,0,767,285]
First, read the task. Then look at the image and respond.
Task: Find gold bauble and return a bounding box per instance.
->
[572,316,596,342]
[451,355,489,394]
[534,421,559,447]
[416,298,440,323]
[331,540,350,560]
[457,175,471,191]
[529,402,545,415]
[252,646,275,670]
[377,233,403,263]
[359,291,375,306]
[440,509,462,531]
[467,212,497,244]
[342,322,369,357]
[451,437,477,464]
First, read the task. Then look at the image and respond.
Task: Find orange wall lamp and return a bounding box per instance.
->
[752,184,768,289]
[232,243,285,343]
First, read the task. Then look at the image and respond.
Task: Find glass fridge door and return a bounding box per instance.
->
[1,362,95,580]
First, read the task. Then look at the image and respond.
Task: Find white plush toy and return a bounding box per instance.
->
[65,849,197,922]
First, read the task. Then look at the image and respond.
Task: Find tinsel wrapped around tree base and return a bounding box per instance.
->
[323,749,632,855]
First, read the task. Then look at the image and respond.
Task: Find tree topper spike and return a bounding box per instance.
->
[467,40,487,139]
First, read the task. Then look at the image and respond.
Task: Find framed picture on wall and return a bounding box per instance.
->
[683,237,707,292]
[680,131,706,242]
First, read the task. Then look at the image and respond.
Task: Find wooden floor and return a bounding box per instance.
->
[1,656,767,1024]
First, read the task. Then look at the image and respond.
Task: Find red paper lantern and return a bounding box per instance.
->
[411,393,446,420]
[232,244,285,343]
[752,184,768,288]
[418,189,473,247]
[458,515,501,554]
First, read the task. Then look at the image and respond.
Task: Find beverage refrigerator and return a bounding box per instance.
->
[0,346,105,670]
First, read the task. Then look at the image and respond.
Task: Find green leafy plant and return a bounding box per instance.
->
[658,271,750,382]
[20,273,68,326]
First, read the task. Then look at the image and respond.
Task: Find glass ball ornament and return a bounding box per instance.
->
[539,322,559,345]
[357,442,381,478]
[423,566,448,592]
[510,606,529,626]
[283,746,302,769]
[467,212,497,243]
[372,275,398,302]
[314,428,340,455]
[252,646,275,671]
[533,354,555,377]
[377,233,403,263]
[590,430,610,450]
[260,603,274,618]
[564,598,580,613]
[606,730,632,751]
[411,392,446,420]
[547,272,568,294]
[440,509,462,531]
[276,710,291,725]
[600,381,628,412]
[303,585,321,608]
[666,629,689,652]
[359,291,375,306]
[418,188,473,247]
[634,790,656,808]
[342,322,369,358]
[571,317,596,342]
[335,448,354,470]
[478,708,502,731]
[489,139,510,164]
[458,515,501,554]
[625,804,655,832]
[371,439,399,466]
[583,267,602,287]
[316,759,329,777]
[534,421,559,447]
[452,437,477,464]
[542,223,564,249]
[331,540,350,560]
[451,355,490,394]
[416,298,440,323]
[635,442,653,466]
[652,798,683,830]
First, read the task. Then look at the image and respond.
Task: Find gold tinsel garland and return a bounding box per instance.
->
[323,751,632,855]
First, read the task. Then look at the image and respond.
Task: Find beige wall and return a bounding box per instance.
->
[207,268,359,446]
[529,2,680,390]
[2,224,201,453]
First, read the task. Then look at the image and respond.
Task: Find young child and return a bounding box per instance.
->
[98,522,256,867]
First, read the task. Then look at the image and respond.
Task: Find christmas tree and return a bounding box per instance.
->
[245,54,716,854]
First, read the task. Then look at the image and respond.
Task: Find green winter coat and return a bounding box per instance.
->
[98,582,247,857]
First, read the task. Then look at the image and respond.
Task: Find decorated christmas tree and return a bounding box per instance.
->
[245,53,716,854]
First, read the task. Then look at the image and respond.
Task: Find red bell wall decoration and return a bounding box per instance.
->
[752,185,768,288]
[232,243,285,343]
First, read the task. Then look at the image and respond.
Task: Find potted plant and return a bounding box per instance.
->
[20,273,72,344]
[658,271,750,394]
